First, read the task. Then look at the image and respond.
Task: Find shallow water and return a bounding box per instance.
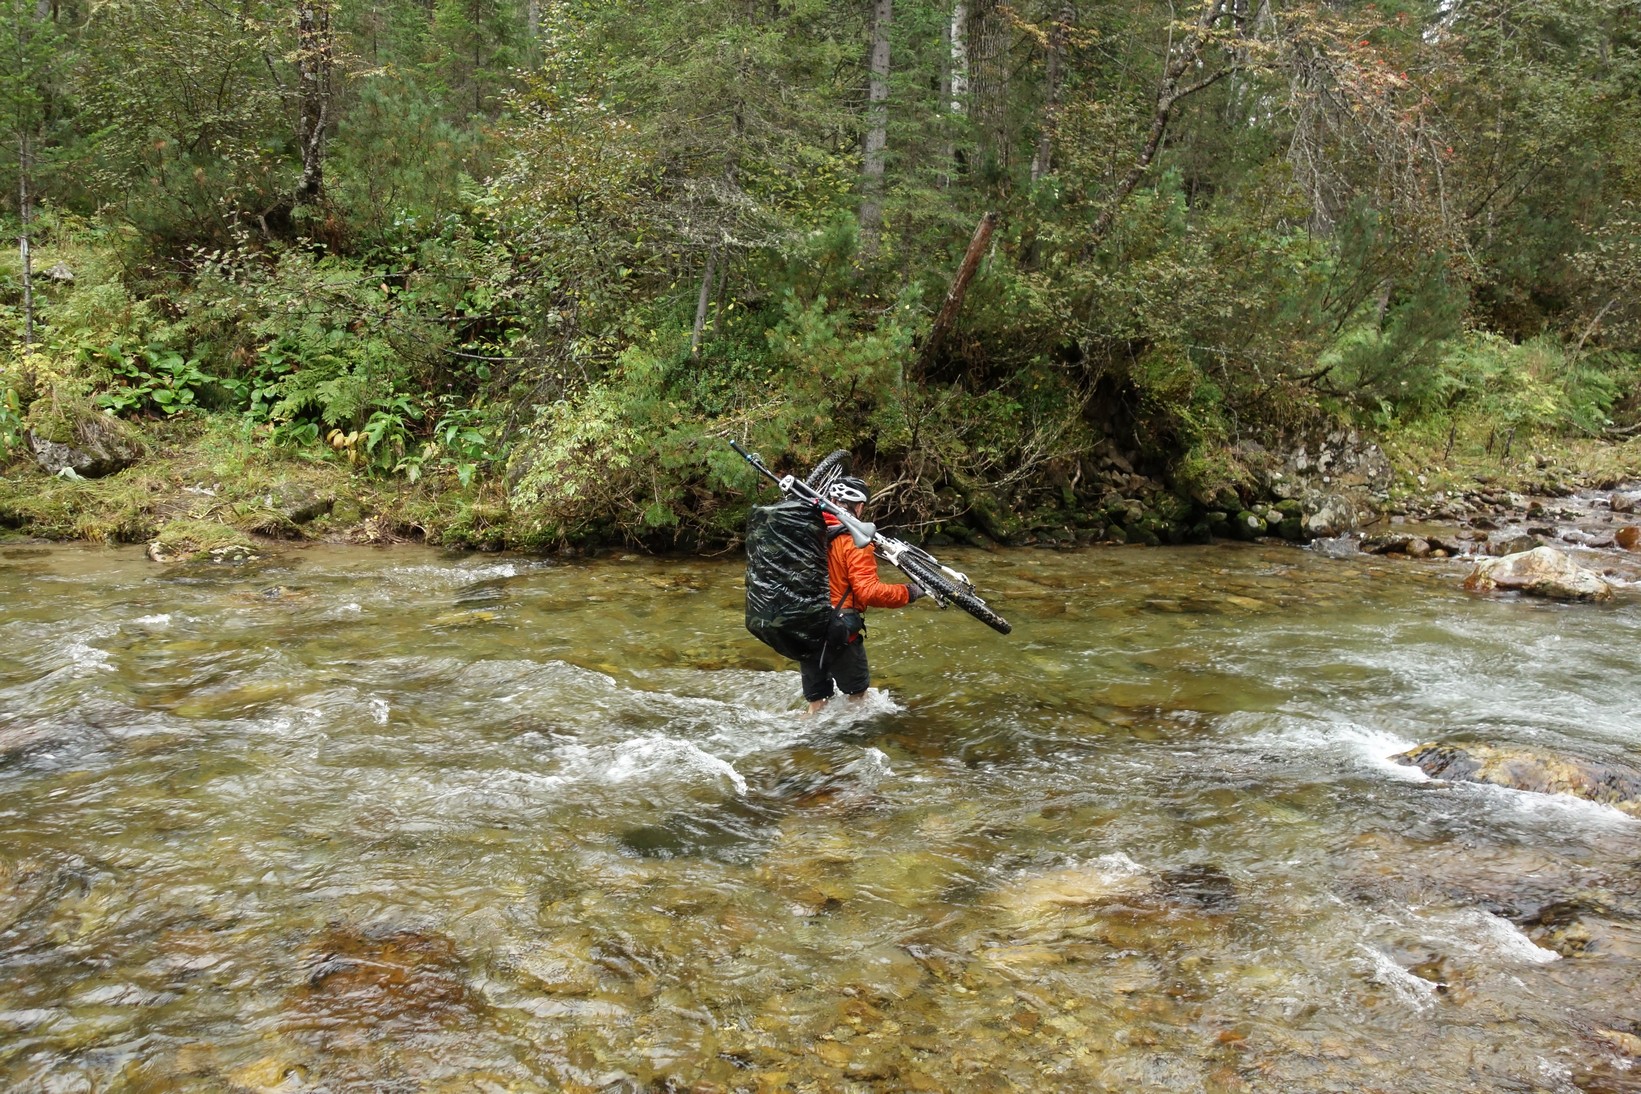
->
[2,540,1639,1092]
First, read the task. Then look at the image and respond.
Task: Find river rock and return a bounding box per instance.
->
[1488,533,1541,556]
[1616,527,1641,551]
[1462,546,1615,601]
[1232,511,1266,540]
[1394,742,1641,816]
[1360,533,1418,555]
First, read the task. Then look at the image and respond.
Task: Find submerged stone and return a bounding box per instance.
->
[290,924,475,1036]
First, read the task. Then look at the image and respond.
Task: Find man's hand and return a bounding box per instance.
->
[906,581,925,603]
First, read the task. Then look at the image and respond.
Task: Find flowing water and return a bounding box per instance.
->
[2,540,1639,1093]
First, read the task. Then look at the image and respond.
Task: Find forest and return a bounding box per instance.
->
[1,0,1638,550]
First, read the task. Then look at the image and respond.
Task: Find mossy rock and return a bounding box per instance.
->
[331,496,366,525]
[147,519,258,564]
[1149,493,1195,524]
[1232,511,1267,540]
[23,391,146,478]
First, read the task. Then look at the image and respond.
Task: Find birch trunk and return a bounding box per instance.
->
[18,132,34,359]
[940,0,968,186]
[690,241,718,360]
[859,0,892,250]
[295,1,334,205]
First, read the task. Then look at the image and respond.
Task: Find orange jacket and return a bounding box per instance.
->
[824,515,911,612]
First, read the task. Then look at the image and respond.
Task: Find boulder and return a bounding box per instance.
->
[23,393,146,478]
[1489,533,1542,556]
[1394,742,1641,817]
[1301,492,1360,539]
[1463,546,1615,601]
[1617,527,1641,551]
[25,421,144,479]
[1232,511,1266,540]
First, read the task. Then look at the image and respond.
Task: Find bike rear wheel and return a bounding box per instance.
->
[805,449,852,492]
[896,554,1012,635]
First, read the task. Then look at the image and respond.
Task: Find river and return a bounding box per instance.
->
[2,541,1638,1092]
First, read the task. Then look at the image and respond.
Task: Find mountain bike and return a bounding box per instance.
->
[732,440,1012,636]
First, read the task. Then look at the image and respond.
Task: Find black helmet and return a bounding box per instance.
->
[827,476,870,504]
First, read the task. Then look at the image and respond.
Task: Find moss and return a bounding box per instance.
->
[151,518,255,558]
[23,387,148,460]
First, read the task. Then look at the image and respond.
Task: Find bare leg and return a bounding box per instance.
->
[806,698,829,715]
[845,690,868,704]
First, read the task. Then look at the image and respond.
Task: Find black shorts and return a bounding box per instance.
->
[799,637,869,702]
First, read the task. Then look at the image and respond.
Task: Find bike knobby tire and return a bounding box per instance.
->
[805,449,852,492]
[896,554,1012,635]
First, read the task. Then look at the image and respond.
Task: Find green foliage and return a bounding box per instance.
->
[0,383,23,458]
[1,0,1638,551]
[1434,334,1623,438]
[94,345,221,416]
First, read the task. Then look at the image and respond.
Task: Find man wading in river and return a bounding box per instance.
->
[803,476,925,713]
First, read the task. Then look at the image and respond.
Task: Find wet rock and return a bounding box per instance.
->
[992,858,1155,921]
[290,924,475,1036]
[1611,494,1637,514]
[1462,546,1615,601]
[1360,533,1419,555]
[226,1055,308,1092]
[1394,742,1641,816]
[1232,511,1266,540]
[1157,864,1239,913]
[618,798,778,864]
[147,520,264,565]
[1617,527,1641,551]
[1489,533,1542,556]
[0,722,58,759]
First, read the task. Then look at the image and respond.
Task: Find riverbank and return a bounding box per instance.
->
[6,412,1641,559]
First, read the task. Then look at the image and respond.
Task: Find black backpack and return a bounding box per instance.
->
[744,498,832,661]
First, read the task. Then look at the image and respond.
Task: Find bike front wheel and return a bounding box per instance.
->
[896,554,1012,635]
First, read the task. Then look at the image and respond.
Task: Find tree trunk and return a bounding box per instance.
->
[859,0,893,252]
[691,240,719,360]
[940,0,968,187]
[968,0,1009,176]
[525,0,541,64]
[1031,2,1072,183]
[918,211,997,375]
[18,131,35,363]
[295,1,334,206]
